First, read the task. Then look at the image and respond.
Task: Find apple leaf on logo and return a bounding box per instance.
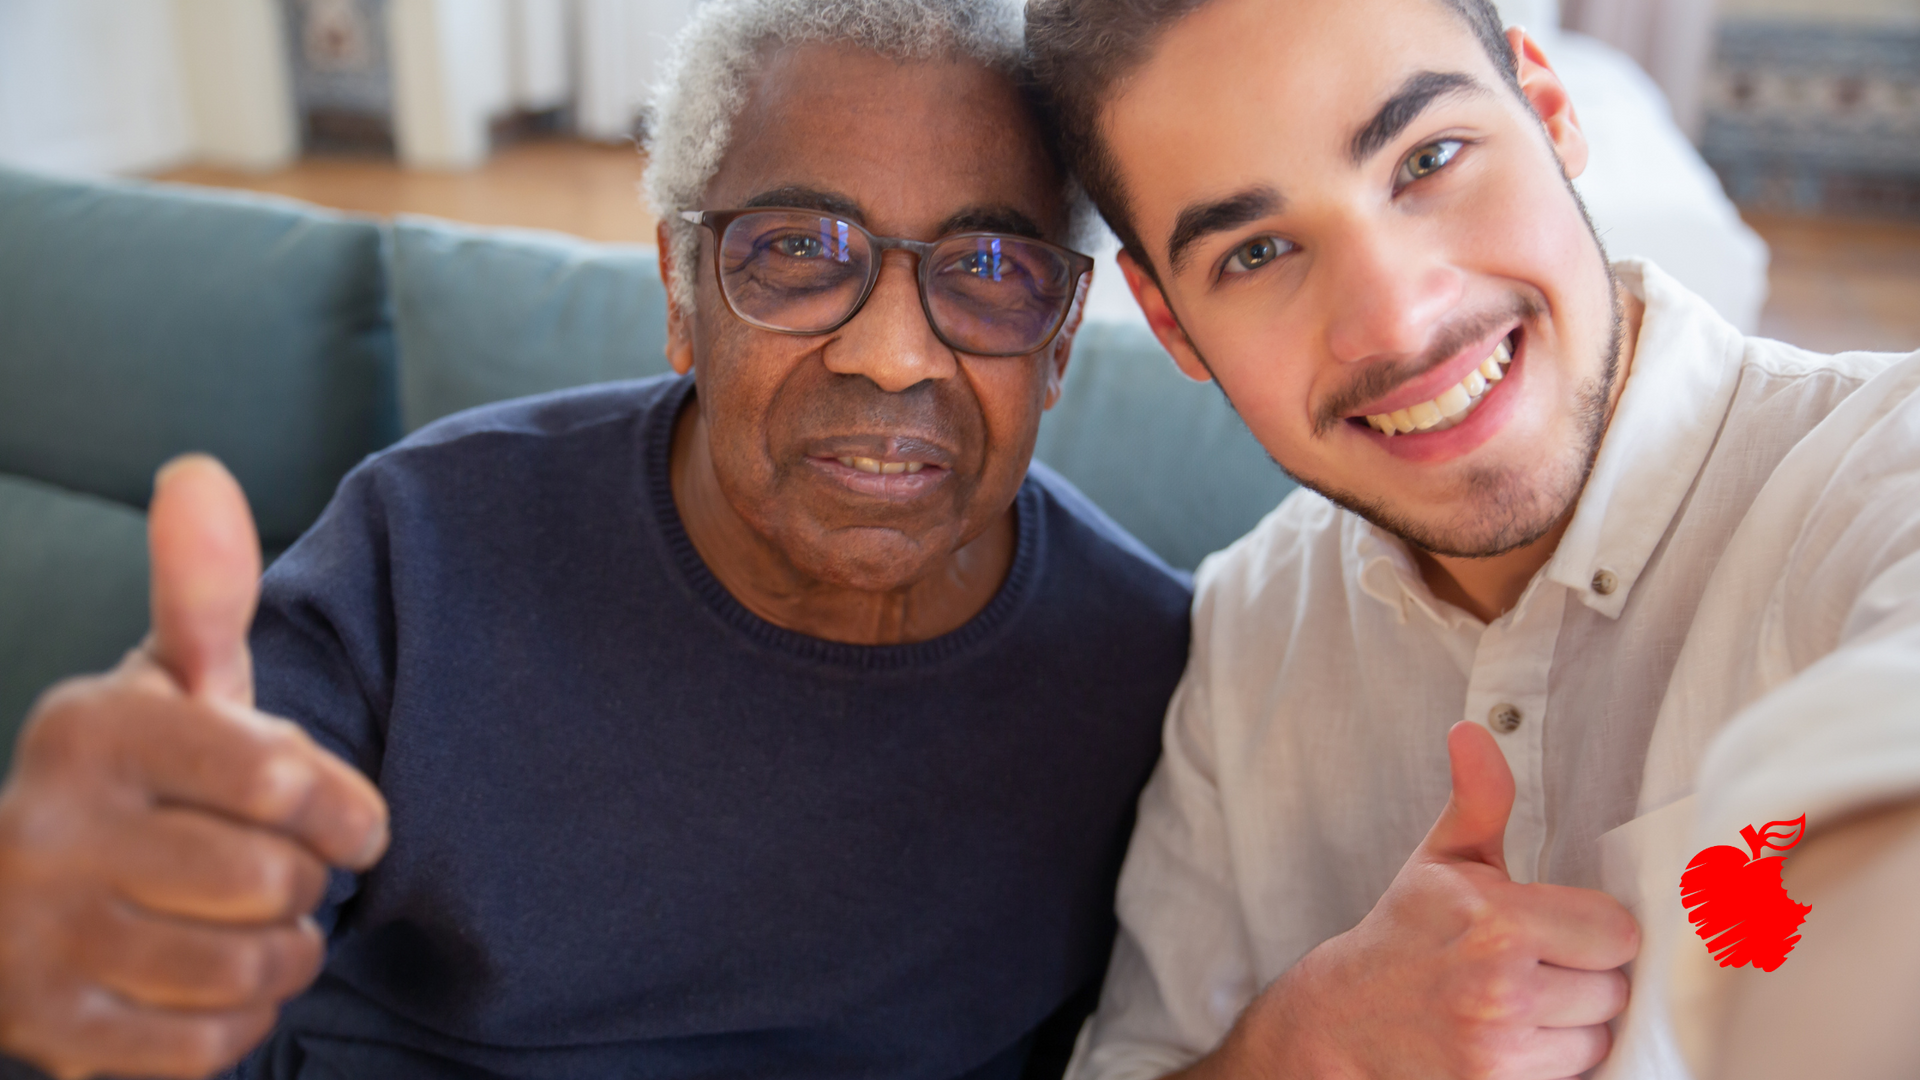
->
[1679,815,1812,972]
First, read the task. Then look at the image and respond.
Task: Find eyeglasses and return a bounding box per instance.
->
[679,209,1095,358]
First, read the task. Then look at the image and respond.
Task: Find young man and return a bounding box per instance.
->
[0,2,1193,1078]
[1027,1,1920,1077]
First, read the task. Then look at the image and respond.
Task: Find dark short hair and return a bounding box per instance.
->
[1025,0,1520,272]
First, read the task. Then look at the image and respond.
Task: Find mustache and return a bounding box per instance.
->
[778,370,975,451]
[1313,295,1543,436]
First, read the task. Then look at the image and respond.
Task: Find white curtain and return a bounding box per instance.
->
[1563,0,1720,135]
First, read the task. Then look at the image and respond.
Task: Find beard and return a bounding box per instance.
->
[1196,180,1627,560]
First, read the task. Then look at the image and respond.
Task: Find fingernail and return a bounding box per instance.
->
[350,816,390,869]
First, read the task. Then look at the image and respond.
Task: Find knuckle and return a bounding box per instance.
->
[200,939,271,1003]
[13,687,110,776]
[266,923,326,999]
[232,841,302,915]
[1458,969,1531,1023]
[176,1017,243,1077]
[229,747,313,825]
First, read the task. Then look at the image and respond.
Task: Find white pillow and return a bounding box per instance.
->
[1494,0,1560,45]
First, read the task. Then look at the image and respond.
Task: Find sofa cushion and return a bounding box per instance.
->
[1035,321,1297,571]
[0,167,399,551]
[0,474,151,772]
[392,217,673,431]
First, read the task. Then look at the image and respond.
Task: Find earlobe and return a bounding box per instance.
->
[1041,271,1092,411]
[657,221,697,376]
[1508,28,1589,180]
[1117,250,1213,384]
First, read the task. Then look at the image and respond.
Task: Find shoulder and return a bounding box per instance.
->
[345,374,683,503]
[1193,487,1344,611]
[1024,461,1193,625]
[390,373,685,461]
[1185,486,1352,660]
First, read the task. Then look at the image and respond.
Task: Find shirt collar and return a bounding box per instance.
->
[1542,259,1747,618]
[1346,260,1746,624]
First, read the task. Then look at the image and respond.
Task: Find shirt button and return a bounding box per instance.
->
[1592,568,1619,596]
[1489,704,1523,733]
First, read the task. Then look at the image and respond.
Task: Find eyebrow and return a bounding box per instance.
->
[939,206,1046,241]
[1166,187,1283,275]
[742,186,864,219]
[1348,70,1487,165]
[740,188,1045,242]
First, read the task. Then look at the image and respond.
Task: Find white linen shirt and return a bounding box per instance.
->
[1071,260,1920,1080]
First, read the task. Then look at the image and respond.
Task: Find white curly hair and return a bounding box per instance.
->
[642,0,1032,312]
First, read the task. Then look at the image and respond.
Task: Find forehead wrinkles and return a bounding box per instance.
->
[713,47,1063,236]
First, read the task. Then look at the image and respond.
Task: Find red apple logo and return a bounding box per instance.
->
[1679,814,1812,971]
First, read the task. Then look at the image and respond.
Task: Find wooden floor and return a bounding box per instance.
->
[159,140,661,246]
[155,139,1920,356]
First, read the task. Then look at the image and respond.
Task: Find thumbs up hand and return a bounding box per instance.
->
[0,456,389,1080]
[1183,723,1639,1080]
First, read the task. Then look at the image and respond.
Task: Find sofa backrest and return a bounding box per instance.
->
[0,166,400,550]
[0,166,400,757]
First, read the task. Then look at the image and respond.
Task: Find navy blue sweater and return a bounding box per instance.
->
[210,375,1193,1079]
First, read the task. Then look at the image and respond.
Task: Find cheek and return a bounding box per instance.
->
[695,324,806,481]
[1188,325,1321,464]
[967,357,1048,437]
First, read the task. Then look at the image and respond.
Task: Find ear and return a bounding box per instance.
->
[1118,250,1212,384]
[1508,27,1589,181]
[1040,268,1093,411]
[657,220,696,376]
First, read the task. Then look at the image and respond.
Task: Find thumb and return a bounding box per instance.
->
[147,454,262,705]
[1419,721,1516,875]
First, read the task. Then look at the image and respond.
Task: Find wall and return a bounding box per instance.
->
[1719,0,1920,24]
[0,0,295,176]
[0,0,194,175]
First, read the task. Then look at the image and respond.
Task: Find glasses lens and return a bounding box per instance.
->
[925,236,1079,356]
[717,211,872,332]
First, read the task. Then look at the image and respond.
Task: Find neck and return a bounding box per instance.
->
[668,392,1016,645]
[1415,284,1646,623]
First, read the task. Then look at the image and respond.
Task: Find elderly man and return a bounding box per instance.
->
[0,2,1191,1078]
[1027,0,1920,1078]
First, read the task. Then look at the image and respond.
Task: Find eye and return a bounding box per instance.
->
[770,233,827,259]
[1222,235,1294,276]
[1398,139,1464,186]
[956,252,1002,279]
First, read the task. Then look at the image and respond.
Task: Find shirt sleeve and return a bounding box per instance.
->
[1677,363,1920,1068]
[248,461,399,938]
[1068,633,1261,1080]
[1694,361,1920,860]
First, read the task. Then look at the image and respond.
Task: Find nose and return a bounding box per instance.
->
[823,251,956,392]
[1320,218,1466,366]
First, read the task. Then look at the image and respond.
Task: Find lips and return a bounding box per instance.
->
[1345,329,1520,438]
[804,435,954,499]
[1365,337,1513,436]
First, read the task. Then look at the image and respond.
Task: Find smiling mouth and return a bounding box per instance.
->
[1360,333,1515,436]
[834,456,928,476]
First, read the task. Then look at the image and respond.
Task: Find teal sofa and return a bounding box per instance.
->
[0,165,1295,769]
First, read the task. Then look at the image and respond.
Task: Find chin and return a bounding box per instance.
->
[786,528,951,594]
[1303,443,1593,559]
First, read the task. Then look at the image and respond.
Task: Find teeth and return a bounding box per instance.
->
[1364,337,1514,438]
[837,456,925,475]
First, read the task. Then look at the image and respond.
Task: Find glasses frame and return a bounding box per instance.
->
[679,208,1096,358]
